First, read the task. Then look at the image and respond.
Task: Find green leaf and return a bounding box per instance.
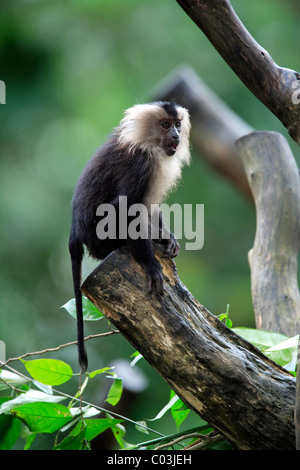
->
[62,297,104,321]
[0,398,21,450]
[232,328,298,372]
[85,418,124,441]
[11,402,73,433]
[171,395,190,429]
[88,367,114,379]
[105,378,123,406]
[149,393,179,421]
[54,421,87,450]
[232,327,289,350]
[23,430,37,450]
[111,421,127,449]
[130,352,143,368]
[264,335,298,372]
[217,304,232,328]
[0,390,65,414]
[20,358,73,386]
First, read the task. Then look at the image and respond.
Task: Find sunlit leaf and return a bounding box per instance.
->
[233,328,298,372]
[11,402,73,433]
[88,367,114,379]
[105,378,123,406]
[217,304,232,328]
[61,297,104,321]
[130,353,143,368]
[149,393,179,421]
[264,335,298,372]
[170,393,190,428]
[20,358,73,386]
[232,327,289,350]
[0,390,65,414]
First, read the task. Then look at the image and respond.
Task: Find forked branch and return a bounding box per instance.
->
[176,0,300,144]
[82,246,296,450]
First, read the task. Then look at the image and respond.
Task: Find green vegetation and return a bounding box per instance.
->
[1,299,296,449]
[0,0,299,449]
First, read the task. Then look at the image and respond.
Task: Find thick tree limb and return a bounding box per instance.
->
[236,131,300,449]
[152,66,253,200]
[176,0,300,145]
[82,246,296,450]
[236,131,300,336]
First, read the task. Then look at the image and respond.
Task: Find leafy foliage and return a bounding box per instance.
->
[0,299,297,450]
[232,328,298,374]
[20,358,73,386]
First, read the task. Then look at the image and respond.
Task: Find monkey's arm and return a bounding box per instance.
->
[149,210,180,258]
[159,211,180,258]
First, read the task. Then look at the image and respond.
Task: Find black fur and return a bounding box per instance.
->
[69,103,183,373]
[161,101,178,119]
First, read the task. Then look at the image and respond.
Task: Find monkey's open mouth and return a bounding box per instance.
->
[166,143,178,156]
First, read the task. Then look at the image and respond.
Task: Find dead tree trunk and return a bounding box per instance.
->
[236,131,300,449]
[236,131,300,336]
[82,246,296,450]
[175,0,300,145]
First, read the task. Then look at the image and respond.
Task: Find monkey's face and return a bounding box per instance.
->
[160,119,181,156]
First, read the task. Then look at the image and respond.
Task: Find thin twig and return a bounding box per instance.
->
[154,432,204,450]
[0,330,119,368]
[184,434,224,450]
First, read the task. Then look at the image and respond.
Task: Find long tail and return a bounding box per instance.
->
[69,233,88,373]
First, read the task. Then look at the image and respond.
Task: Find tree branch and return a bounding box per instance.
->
[82,246,296,450]
[176,0,300,144]
[0,331,119,368]
[236,131,300,449]
[236,131,300,336]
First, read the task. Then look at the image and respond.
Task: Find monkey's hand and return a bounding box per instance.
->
[160,232,180,258]
[146,260,164,295]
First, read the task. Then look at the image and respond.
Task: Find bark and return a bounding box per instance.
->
[236,131,300,449]
[82,246,296,450]
[175,0,300,145]
[152,66,253,200]
[236,131,300,336]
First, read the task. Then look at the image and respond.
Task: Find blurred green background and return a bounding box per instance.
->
[0,0,299,446]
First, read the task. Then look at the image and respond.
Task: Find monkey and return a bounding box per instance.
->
[69,101,191,372]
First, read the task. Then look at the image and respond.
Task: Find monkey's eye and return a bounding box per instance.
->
[175,121,181,129]
[161,121,171,129]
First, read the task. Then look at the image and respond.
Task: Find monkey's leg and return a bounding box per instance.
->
[127,238,164,295]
